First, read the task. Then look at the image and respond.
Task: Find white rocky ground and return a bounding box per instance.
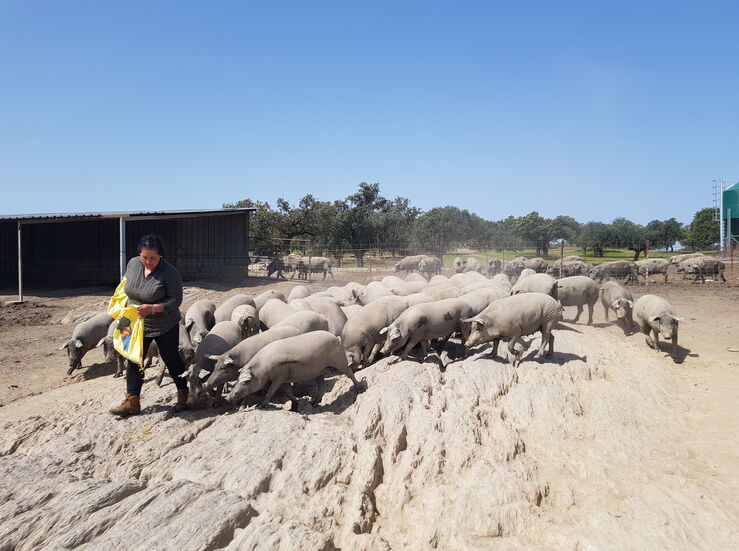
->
[1,322,738,550]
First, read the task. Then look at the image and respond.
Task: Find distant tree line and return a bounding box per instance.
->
[224,183,719,262]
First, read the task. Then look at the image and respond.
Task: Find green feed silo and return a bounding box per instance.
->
[723,182,739,236]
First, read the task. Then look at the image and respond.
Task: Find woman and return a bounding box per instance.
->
[109,234,189,416]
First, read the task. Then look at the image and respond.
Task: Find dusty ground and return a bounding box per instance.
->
[1,266,738,549]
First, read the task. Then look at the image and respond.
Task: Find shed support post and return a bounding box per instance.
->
[119,218,126,280]
[17,221,24,303]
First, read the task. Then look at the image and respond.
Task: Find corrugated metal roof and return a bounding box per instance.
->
[0,208,255,223]
[724,182,739,192]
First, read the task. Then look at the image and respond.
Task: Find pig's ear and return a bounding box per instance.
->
[58,341,69,351]
[379,326,389,335]
[626,300,634,307]
[238,368,253,382]
[462,317,485,326]
[224,357,235,365]
[206,354,221,361]
[649,315,661,322]
[95,337,107,348]
[74,339,84,349]
[184,319,194,329]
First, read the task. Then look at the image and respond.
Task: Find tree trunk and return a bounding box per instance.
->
[355,251,364,268]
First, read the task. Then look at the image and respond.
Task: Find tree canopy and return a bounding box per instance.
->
[225,183,706,257]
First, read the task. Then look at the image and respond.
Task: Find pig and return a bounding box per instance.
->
[459,287,509,317]
[556,275,599,324]
[287,285,311,302]
[562,255,584,263]
[379,298,474,363]
[491,273,511,290]
[463,293,563,367]
[341,296,409,369]
[449,272,487,288]
[486,258,503,277]
[385,280,428,296]
[588,261,639,284]
[669,252,705,265]
[599,280,635,329]
[294,256,334,280]
[684,257,726,283]
[421,283,463,301]
[419,257,442,278]
[214,294,256,324]
[464,257,483,273]
[428,274,449,286]
[546,260,588,278]
[523,257,549,273]
[188,320,245,405]
[636,258,670,284]
[453,257,466,273]
[266,257,285,278]
[309,300,347,336]
[503,258,526,279]
[510,273,558,299]
[59,312,114,375]
[326,286,354,305]
[203,325,303,397]
[184,299,216,347]
[272,310,330,334]
[288,298,314,312]
[259,299,298,330]
[354,281,395,305]
[254,290,287,312]
[405,292,435,306]
[341,304,363,318]
[382,275,406,287]
[633,294,683,358]
[405,272,428,283]
[226,331,363,409]
[395,255,429,273]
[516,268,536,282]
[230,304,259,337]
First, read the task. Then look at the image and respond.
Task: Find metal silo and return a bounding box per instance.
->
[723,182,739,237]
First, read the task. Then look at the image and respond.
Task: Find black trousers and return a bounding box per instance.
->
[126,323,188,395]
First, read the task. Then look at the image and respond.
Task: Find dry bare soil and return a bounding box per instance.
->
[1,269,738,550]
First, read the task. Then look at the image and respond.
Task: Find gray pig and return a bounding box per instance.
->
[258,298,298,329]
[556,275,599,324]
[633,294,683,357]
[59,312,114,374]
[463,293,563,367]
[379,298,474,362]
[214,294,256,324]
[254,290,287,312]
[184,299,216,347]
[272,310,330,334]
[510,273,558,299]
[599,281,634,330]
[188,320,245,405]
[203,325,302,399]
[226,331,363,410]
[230,304,259,337]
[341,296,409,369]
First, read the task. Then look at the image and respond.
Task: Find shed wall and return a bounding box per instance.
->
[0,213,250,289]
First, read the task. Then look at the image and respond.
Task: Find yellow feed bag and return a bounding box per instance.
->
[108,278,145,366]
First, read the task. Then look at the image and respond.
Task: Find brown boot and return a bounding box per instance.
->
[174,388,189,412]
[109,394,141,416]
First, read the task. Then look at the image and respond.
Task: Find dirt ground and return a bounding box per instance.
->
[1,266,738,548]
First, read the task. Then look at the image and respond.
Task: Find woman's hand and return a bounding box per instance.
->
[137,304,157,318]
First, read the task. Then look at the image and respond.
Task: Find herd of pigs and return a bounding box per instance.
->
[57,251,718,412]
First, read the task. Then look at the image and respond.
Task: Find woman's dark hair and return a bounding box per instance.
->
[137,234,165,257]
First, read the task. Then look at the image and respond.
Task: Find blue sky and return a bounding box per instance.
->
[1,1,737,225]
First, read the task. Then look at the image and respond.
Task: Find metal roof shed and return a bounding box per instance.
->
[0,208,255,301]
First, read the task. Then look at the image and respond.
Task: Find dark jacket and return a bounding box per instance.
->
[123,257,182,337]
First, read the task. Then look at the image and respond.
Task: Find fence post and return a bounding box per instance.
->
[559,241,564,279]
